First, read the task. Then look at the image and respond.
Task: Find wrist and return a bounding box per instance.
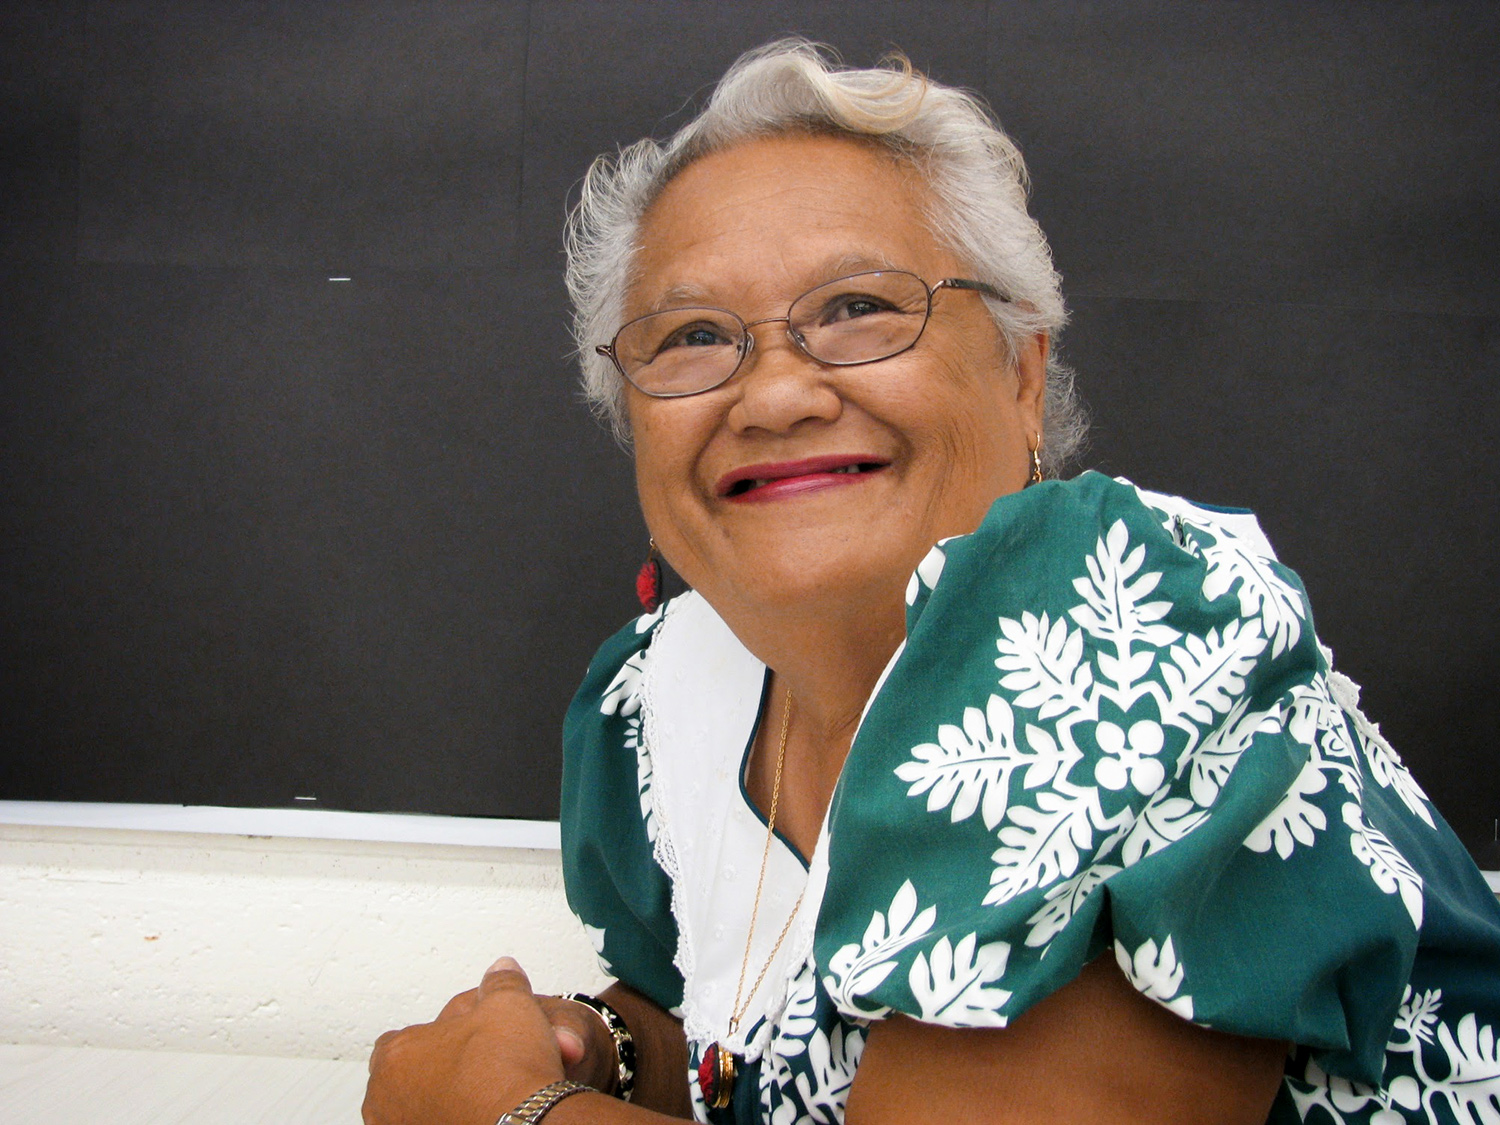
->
[495,1079,592,1124]
[561,992,636,1102]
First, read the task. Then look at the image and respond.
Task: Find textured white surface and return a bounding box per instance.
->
[0,1044,369,1124]
[0,823,610,1061]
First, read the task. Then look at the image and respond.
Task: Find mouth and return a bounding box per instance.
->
[716,456,890,501]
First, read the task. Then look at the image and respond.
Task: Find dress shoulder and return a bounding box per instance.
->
[561,606,684,1013]
[814,472,1500,1100]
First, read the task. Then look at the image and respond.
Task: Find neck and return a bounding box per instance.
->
[742,591,903,738]
[717,587,907,853]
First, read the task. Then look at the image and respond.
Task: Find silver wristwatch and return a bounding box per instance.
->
[495,1079,591,1124]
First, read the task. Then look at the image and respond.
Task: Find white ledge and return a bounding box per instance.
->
[0,800,559,849]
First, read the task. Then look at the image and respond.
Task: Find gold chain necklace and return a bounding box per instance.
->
[700,688,807,1110]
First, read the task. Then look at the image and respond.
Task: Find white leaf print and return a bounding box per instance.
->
[1158,619,1266,732]
[986,787,1105,905]
[1343,803,1424,930]
[623,714,657,843]
[791,1021,864,1124]
[994,611,1096,721]
[774,964,821,1059]
[600,650,648,717]
[1285,1057,1383,1123]
[1350,705,1436,829]
[1393,985,1443,1048]
[1178,696,1282,808]
[1200,538,1306,659]
[824,881,937,1017]
[1431,1012,1500,1123]
[909,933,1012,1026]
[1244,756,1328,859]
[1114,935,1194,1020]
[1068,520,1182,653]
[905,543,947,606]
[1284,678,1365,807]
[896,695,1061,830]
[581,923,612,974]
[1121,796,1208,867]
[1024,863,1120,947]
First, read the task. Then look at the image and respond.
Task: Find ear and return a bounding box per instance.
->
[1013,331,1049,435]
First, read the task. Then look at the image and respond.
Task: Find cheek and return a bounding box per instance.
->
[627,404,713,531]
[905,369,1026,515]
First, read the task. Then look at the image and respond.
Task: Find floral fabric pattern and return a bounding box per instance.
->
[561,473,1500,1124]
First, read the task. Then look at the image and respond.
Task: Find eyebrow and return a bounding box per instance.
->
[641,250,907,314]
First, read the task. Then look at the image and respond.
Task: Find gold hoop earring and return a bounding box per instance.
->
[1028,434,1043,485]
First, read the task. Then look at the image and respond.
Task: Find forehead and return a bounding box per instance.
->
[628,133,956,314]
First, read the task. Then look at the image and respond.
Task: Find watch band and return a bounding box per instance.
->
[562,992,636,1102]
[495,1079,591,1124]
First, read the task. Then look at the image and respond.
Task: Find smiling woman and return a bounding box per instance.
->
[625,134,1044,638]
[363,39,1500,1125]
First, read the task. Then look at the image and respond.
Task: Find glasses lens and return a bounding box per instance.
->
[789,272,930,365]
[613,308,744,396]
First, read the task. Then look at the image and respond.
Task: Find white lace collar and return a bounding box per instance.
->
[638,592,833,1061]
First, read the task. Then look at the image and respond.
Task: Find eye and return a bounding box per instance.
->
[821,292,896,324]
[653,320,736,354]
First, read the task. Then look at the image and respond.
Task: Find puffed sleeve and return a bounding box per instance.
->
[814,472,1493,1089]
[561,607,684,1015]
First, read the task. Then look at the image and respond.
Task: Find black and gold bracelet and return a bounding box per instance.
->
[495,1079,591,1124]
[562,992,636,1102]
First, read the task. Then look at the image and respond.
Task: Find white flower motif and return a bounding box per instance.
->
[1093,719,1165,794]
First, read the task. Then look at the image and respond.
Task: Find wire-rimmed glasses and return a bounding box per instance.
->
[595,270,1007,399]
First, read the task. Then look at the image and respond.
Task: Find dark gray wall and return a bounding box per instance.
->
[2,2,1496,862]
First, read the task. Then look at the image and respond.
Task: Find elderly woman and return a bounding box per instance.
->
[365,41,1500,1125]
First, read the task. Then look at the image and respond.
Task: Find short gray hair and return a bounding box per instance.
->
[564,39,1086,474]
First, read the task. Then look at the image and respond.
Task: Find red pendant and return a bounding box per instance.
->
[699,1041,736,1110]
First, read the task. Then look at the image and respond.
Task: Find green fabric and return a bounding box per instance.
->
[561,611,684,1015]
[561,473,1500,1124]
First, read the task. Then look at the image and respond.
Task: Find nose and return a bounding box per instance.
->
[727,316,841,434]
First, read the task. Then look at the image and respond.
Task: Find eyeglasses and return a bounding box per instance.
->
[595,270,1007,399]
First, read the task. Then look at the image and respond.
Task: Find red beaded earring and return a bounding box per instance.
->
[636,538,662,612]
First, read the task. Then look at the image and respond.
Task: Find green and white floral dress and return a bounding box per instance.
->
[561,472,1500,1125]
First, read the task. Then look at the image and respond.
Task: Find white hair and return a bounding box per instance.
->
[564,39,1086,473]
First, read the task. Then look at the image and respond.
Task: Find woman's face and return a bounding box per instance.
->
[625,133,1047,622]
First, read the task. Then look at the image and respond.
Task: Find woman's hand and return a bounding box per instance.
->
[363,957,568,1125]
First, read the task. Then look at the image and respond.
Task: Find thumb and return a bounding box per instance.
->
[554,1025,587,1066]
[478,955,531,1001]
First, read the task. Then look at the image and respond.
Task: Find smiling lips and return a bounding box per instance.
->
[716,455,890,502]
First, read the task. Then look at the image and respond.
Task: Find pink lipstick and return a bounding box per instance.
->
[716,455,889,503]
